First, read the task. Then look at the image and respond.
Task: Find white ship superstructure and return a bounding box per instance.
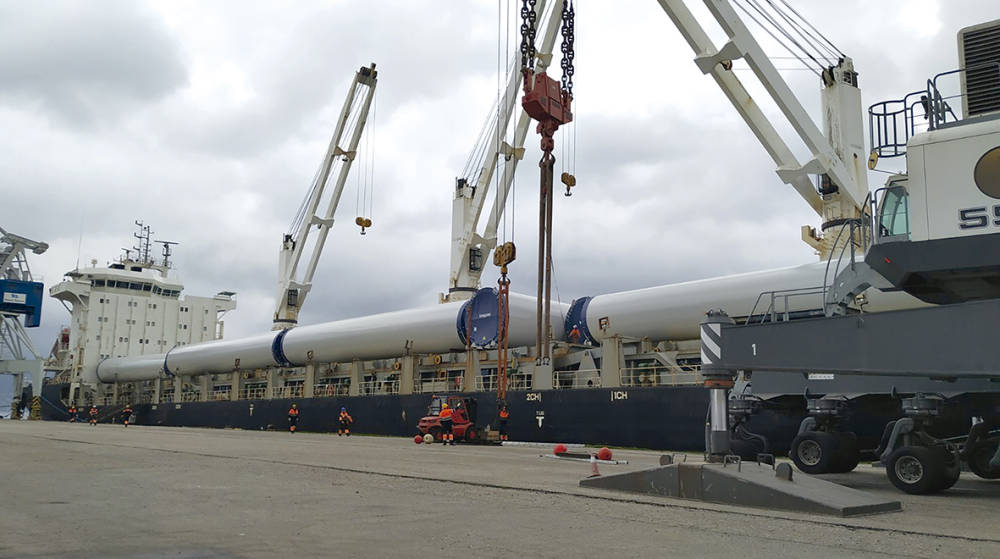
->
[48,224,235,402]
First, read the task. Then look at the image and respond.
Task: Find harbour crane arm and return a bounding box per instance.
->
[274,64,378,329]
[443,0,565,303]
[657,0,869,255]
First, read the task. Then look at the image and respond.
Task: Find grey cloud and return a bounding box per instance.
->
[0,0,187,126]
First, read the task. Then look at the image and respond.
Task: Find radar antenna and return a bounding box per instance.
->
[154,240,179,269]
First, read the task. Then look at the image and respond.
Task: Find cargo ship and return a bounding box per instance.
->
[40,7,1000,465]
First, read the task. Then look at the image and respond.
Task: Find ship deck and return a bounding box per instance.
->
[2,421,998,558]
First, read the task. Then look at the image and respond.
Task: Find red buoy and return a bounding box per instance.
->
[414,434,423,444]
[554,443,568,455]
[597,447,612,461]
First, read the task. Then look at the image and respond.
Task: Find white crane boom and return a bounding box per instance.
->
[274,64,378,329]
[657,0,869,256]
[443,0,565,303]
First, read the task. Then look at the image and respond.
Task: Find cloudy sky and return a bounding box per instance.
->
[2,0,996,357]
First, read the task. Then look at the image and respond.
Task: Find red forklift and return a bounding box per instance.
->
[416,395,483,443]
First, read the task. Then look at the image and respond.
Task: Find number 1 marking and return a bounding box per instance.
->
[751,343,757,356]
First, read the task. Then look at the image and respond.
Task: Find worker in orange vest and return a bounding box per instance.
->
[288,403,300,433]
[67,405,78,422]
[120,404,133,427]
[439,402,454,445]
[338,407,353,436]
[88,405,99,426]
[569,325,582,344]
[498,405,510,441]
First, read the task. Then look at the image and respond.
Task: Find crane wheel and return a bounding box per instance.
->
[790,431,838,474]
[967,439,1000,479]
[886,445,948,495]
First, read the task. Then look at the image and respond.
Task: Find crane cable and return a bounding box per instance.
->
[732,0,838,78]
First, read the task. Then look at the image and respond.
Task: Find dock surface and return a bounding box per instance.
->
[1,421,998,558]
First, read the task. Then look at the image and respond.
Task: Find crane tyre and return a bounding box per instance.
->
[937,450,962,491]
[967,439,1000,480]
[790,431,838,474]
[886,445,946,495]
[832,432,861,473]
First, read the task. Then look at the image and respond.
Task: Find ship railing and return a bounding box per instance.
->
[359,380,400,396]
[474,374,496,392]
[181,391,201,402]
[313,382,350,398]
[210,390,231,401]
[474,372,533,392]
[239,387,267,400]
[553,369,602,389]
[271,386,304,399]
[620,365,702,387]
[414,377,464,394]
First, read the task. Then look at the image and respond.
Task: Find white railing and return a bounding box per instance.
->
[620,365,702,387]
[473,373,533,392]
[313,381,350,397]
[414,376,465,394]
[181,391,201,402]
[553,369,602,389]
[239,386,267,400]
[271,385,304,399]
[209,390,232,401]
[359,379,400,396]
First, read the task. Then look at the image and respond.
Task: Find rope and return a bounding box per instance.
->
[777,0,844,58]
[732,0,822,78]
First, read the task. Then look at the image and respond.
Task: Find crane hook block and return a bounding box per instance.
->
[355,216,372,235]
[493,242,517,267]
[561,172,576,196]
[522,71,573,125]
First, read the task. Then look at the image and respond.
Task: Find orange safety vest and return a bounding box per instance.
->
[440,408,454,420]
[499,409,509,419]
[288,408,299,416]
[339,412,352,423]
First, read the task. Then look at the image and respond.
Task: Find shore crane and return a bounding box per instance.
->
[0,226,48,419]
[658,0,869,259]
[273,64,378,330]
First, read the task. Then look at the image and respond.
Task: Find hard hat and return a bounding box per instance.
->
[442,403,449,409]
[341,407,346,412]
[292,403,297,407]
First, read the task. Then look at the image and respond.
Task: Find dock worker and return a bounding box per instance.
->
[88,405,99,426]
[569,325,581,345]
[439,402,454,445]
[120,404,133,427]
[338,407,353,436]
[498,405,510,442]
[288,403,300,433]
[67,405,78,422]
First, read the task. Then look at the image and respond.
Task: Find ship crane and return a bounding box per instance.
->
[658,0,869,258]
[442,0,566,304]
[273,63,378,330]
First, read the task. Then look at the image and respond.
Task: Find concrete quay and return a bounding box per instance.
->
[1,421,998,558]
